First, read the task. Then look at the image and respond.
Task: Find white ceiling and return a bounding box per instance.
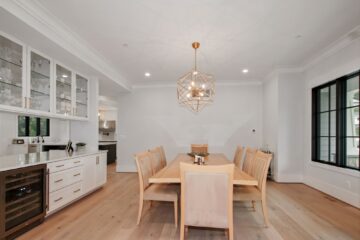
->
[13,0,360,87]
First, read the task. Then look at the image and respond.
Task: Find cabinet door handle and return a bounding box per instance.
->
[55,179,63,183]
[73,189,81,193]
[73,173,81,177]
[28,97,31,108]
[96,156,99,165]
[74,161,81,164]
[56,164,65,168]
[54,197,63,202]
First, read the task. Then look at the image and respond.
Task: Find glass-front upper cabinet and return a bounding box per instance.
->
[0,34,25,109]
[55,64,72,116]
[75,74,88,118]
[28,50,51,113]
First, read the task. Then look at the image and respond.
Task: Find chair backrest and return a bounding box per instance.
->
[233,145,244,168]
[191,144,208,154]
[134,152,153,192]
[148,147,164,174]
[251,151,272,192]
[180,163,234,229]
[159,145,167,167]
[242,147,257,174]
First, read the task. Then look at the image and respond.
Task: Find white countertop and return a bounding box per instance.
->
[0,150,107,172]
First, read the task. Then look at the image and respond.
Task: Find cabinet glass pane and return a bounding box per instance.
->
[0,35,23,108]
[30,52,50,112]
[75,74,88,118]
[56,64,72,115]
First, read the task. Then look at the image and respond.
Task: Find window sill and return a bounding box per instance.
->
[309,160,360,178]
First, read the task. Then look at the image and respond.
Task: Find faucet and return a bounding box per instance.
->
[41,136,45,143]
[36,136,40,143]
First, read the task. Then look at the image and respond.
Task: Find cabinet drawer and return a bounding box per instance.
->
[49,166,83,192]
[49,170,68,192]
[68,182,83,201]
[69,167,83,183]
[48,160,72,173]
[70,158,83,168]
[48,182,83,213]
[49,187,69,212]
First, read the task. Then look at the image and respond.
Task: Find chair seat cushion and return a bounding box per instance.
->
[144,184,179,202]
[233,186,261,201]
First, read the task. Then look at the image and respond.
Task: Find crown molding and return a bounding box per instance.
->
[265,24,360,81]
[0,0,131,91]
[132,80,262,89]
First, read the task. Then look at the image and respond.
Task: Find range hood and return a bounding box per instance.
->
[99,120,116,132]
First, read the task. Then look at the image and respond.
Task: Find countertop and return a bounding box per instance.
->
[0,150,107,172]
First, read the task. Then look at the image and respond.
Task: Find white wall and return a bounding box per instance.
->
[0,111,70,156]
[117,84,263,172]
[262,74,278,179]
[262,71,305,182]
[277,72,305,182]
[303,38,360,207]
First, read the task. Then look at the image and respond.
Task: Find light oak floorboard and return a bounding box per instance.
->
[18,164,360,240]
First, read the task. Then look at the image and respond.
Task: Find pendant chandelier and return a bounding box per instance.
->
[177,42,215,113]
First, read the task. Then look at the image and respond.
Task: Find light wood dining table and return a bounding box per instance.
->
[149,153,258,186]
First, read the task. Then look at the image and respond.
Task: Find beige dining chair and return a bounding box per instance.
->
[191,144,208,154]
[233,151,272,227]
[148,146,165,174]
[159,145,167,167]
[180,162,234,240]
[242,147,257,173]
[134,151,178,227]
[233,146,244,168]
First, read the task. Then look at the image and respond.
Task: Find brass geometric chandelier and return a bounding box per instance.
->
[177,42,215,113]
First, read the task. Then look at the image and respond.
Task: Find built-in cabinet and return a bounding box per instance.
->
[47,152,107,214]
[0,32,89,120]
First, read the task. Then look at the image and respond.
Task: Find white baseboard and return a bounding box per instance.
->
[273,174,303,183]
[304,176,360,208]
[116,164,137,172]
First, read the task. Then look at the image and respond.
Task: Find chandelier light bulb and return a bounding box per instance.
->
[201,84,206,89]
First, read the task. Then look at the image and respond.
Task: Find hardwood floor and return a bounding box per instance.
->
[19,164,360,240]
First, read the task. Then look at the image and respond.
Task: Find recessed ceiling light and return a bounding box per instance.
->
[242,69,249,73]
[144,72,151,77]
[62,74,68,78]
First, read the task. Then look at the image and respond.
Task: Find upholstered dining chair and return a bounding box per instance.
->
[233,146,244,168]
[242,147,257,173]
[234,151,272,227]
[190,144,208,154]
[180,163,234,240]
[134,151,178,227]
[148,147,165,174]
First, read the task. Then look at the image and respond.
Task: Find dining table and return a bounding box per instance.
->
[149,153,258,186]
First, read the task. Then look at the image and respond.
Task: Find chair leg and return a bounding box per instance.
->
[174,200,178,228]
[229,227,234,240]
[261,198,270,227]
[137,198,144,225]
[251,200,256,211]
[180,224,185,240]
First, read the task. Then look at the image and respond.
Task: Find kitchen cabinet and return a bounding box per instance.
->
[74,74,89,118]
[96,153,107,186]
[47,152,107,215]
[0,33,26,112]
[0,31,89,121]
[55,63,73,116]
[27,49,52,114]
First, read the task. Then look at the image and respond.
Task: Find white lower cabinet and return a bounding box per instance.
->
[47,153,107,215]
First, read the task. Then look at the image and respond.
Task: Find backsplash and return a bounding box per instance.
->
[0,111,70,156]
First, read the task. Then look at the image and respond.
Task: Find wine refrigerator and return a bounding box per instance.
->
[0,164,46,240]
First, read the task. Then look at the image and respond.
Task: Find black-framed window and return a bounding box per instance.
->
[18,116,50,137]
[312,70,359,171]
